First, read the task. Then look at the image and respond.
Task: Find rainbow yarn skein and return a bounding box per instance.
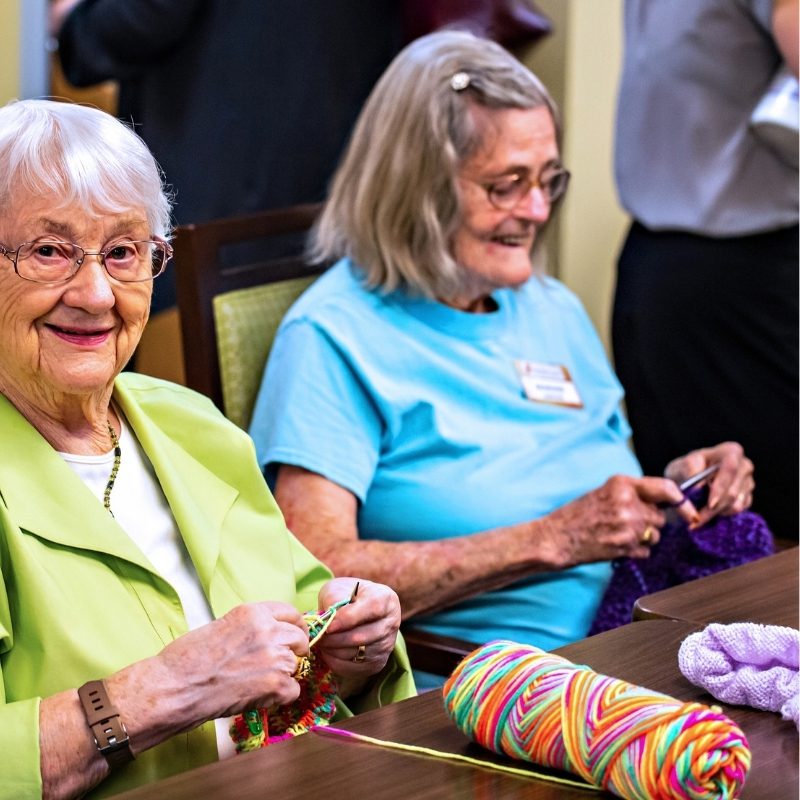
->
[443,641,751,800]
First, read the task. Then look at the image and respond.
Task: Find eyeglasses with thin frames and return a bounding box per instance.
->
[0,238,173,284]
[464,165,571,210]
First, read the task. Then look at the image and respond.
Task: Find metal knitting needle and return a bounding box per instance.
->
[678,463,720,493]
[659,463,721,509]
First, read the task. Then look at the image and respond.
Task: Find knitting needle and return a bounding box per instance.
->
[678,463,720,493]
[349,581,360,604]
[659,463,721,509]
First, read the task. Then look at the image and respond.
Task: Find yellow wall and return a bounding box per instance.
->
[526,0,628,353]
[1,0,20,104]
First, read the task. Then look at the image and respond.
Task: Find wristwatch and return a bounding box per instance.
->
[77,680,135,769]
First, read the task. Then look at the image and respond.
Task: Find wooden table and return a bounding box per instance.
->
[115,620,798,800]
[633,547,799,628]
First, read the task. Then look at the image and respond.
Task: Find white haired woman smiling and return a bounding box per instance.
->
[249,30,755,684]
[0,98,412,799]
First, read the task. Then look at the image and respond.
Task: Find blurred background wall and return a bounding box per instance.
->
[525,0,627,353]
[1,1,22,104]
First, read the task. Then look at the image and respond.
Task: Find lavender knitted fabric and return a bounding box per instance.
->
[678,623,800,728]
[589,487,775,635]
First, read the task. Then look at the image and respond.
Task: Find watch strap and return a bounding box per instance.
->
[77,680,134,769]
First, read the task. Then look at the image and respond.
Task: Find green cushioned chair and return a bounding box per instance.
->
[213,276,316,429]
[174,203,325,429]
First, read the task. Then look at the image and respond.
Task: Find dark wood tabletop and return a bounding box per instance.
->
[115,620,798,800]
[633,547,799,628]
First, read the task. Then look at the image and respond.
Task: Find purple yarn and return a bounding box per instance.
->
[589,487,775,635]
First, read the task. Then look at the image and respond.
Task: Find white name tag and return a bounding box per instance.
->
[514,360,583,408]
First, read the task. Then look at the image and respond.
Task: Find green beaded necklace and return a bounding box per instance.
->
[103,422,121,517]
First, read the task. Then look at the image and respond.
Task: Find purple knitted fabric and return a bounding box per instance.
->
[589,487,775,635]
[678,623,800,728]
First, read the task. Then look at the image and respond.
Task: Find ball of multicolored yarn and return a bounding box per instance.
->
[443,640,751,800]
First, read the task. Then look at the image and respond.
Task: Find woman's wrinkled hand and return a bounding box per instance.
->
[665,441,754,527]
[314,578,401,679]
[541,474,694,565]
[153,601,310,723]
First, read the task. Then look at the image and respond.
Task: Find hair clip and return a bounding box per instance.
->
[450,72,471,92]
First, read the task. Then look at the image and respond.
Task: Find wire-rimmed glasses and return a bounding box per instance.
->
[0,238,173,284]
[466,165,571,210]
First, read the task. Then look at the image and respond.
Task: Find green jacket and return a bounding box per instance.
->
[0,374,414,798]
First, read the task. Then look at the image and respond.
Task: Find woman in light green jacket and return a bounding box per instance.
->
[0,98,414,800]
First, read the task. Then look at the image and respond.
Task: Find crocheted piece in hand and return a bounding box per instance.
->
[229,651,338,752]
[589,486,775,635]
[229,599,350,753]
[267,654,339,742]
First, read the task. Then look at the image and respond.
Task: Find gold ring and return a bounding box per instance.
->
[352,644,367,663]
[640,526,656,545]
[293,655,311,680]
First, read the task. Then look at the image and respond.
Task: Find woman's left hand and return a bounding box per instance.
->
[664,441,755,527]
[315,578,401,679]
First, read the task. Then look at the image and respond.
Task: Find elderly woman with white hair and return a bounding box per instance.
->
[249,30,755,679]
[0,98,412,800]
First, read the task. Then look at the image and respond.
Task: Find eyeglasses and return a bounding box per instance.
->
[467,165,571,210]
[0,238,173,284]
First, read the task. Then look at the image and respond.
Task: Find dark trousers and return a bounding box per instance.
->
[613,222,799,540]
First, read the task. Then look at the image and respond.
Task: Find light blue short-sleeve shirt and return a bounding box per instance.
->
[250,260,642,649]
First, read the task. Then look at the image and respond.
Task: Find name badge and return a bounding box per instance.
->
[514,360,583,408]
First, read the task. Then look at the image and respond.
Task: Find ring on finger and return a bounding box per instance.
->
[640,525,657,545]
[293,654,311,680]
[352,644,367,663]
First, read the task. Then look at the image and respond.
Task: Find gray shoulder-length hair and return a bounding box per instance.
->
[311,29,560,298]
[0,98,172,239]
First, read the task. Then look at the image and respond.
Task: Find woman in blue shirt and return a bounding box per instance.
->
[250,30,755,656]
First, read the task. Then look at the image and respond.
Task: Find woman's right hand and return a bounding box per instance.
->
[40,602,310,799]
[539,474,696,566]
[145,601,310,725]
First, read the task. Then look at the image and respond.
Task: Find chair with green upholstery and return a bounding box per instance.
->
[213,276,316,429]
[174,203,324,429]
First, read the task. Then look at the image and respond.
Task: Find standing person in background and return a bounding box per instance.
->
[49,0,404,316]
[612,0,799,540]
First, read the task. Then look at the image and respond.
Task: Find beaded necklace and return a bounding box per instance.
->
[103,422,121,517]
